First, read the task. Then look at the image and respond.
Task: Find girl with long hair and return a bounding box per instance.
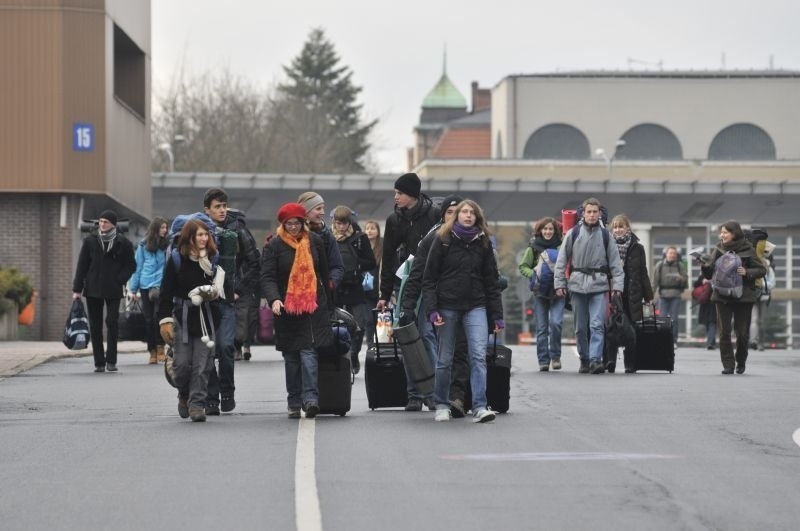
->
[422,199,504,423]
[158,219,221,422]
[129,216,169,364]
[363,220,382,349]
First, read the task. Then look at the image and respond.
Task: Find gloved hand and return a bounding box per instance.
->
[188,285,219,306]
[494,319,506,331]
[428,310,443,325]
[159,318,175,345]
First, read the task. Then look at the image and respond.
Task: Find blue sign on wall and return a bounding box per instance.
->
[72,123,94,152]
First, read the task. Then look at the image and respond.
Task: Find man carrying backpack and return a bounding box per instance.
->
[553,198,624,374]
[202,188,261,414]
[653,246,688,349]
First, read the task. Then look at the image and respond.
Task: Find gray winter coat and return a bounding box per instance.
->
[653,259,688,299]
[554,224,624,294]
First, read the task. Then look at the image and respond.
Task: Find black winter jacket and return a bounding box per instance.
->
[401,223,441,315]
[619,233,653,322]
[379,194,438,300]
[72,233,136,299]
[422,231,503,323]
[157,253,220,338]
[334,227,377,306]
[260,232,334,353]
[222,209,261,299]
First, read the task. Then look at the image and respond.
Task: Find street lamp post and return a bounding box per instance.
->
[595,140,626,178]
[158,143,174,173]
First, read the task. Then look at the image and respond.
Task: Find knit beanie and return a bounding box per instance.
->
[394,172,421,199]
[298,192,325,213]
[98,209,118,226]
[439,195,463,221]
[277,203,308,225]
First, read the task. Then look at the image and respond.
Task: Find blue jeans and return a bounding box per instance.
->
[207,302,236,403]
[658,297,681,343]
[533,295,565,365]
[706,320,717,347]
[434,307,489,411]
[570,292,606,362]
[406,298,437,400]
[283,348,319,407]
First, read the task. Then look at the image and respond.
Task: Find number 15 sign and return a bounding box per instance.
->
[73,123,94,152]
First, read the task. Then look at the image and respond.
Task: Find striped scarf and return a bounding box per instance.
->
[615,232,633,264]
[277,226,318,315]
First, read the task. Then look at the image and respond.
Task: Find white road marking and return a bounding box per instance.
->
[793,428,800,449]
[295,418,322,531]
[441,452,679,462]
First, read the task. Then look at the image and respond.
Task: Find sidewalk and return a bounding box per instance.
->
[0,341,147,378]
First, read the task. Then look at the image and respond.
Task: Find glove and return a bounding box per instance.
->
[159,320,175,345]
[494,319,506,330]
[428,310,442,324]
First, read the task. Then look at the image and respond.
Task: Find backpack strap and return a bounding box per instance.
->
[539,249,556,270]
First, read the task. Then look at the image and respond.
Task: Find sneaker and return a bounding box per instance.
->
[189,408,206,422]
[94,366,105,373]
[205,402,220,416]
[404,398,423,412]
[551,359,562,370]
[303,402,319,419]
[539,364,550,372]
[434,408,451,422]
[578,359,590,374]
[243,346,252,361]
[449,398,465,418]
[177,396,189,419]
[423,397,436,411]
[472,408,496,423]
[287,407,301,419]
[105,363,118,372]
[589,361,605,374]
[221,394,236,412]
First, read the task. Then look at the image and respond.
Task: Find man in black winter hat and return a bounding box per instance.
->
[72,209,136,372]
[377,172,439,411]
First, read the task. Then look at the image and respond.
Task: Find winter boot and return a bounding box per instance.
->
[156,345,166,363]
[148,350,158,364]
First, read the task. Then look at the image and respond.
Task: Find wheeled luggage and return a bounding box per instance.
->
[464,335,512,414]
[633,312,675,373]
[318,316,355,416]
[365,309,407,409]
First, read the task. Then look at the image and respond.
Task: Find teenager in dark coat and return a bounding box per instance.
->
[261,203,333,418]
[693,274,717,349]
[72,209,136,372]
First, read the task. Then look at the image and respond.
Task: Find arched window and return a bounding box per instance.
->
[708,123,776,160]
[523,124,590,160]
[615,124,683,160]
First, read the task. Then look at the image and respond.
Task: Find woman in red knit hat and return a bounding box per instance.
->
[260,203,333,418]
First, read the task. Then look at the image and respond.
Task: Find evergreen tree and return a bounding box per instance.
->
[277,27,377,172]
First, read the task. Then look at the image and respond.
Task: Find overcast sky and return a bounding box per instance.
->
[152,0,800,174]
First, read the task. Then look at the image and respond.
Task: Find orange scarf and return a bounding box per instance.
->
[277,226,318,315]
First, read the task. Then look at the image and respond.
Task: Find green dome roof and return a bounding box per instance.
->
[422,74,466,109]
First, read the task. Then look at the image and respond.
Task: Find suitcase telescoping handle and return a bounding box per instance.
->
[372,307,401,360]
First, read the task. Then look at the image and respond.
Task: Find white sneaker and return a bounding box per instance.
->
[472,408,496,423]
[434,409,451,422]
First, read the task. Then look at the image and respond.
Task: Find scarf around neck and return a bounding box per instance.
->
[334,224,354,242]
[98,228,117,253]
[452,221,481,242]
[614,232,632,264]
[189,248,214,277]
[277,226,318,315]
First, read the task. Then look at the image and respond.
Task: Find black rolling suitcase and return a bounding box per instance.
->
[633,305,675,373]
[318,318,354,416]
[464,335,512,414]
[364,310,407,409]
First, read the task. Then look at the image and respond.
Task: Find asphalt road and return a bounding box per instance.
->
[1,345,799,531]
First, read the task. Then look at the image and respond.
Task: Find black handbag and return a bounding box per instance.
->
[63,299,90,350]
[118,299,147,342]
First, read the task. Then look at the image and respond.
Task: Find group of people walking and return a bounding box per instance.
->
[517,197,768,377]
[70,182,770,424]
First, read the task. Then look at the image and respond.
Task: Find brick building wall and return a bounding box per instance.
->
[0,194,79,340]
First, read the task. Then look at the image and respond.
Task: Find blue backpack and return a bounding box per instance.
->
[529,248,559,298]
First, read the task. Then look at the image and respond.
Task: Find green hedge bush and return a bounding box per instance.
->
[0,267,34,316]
